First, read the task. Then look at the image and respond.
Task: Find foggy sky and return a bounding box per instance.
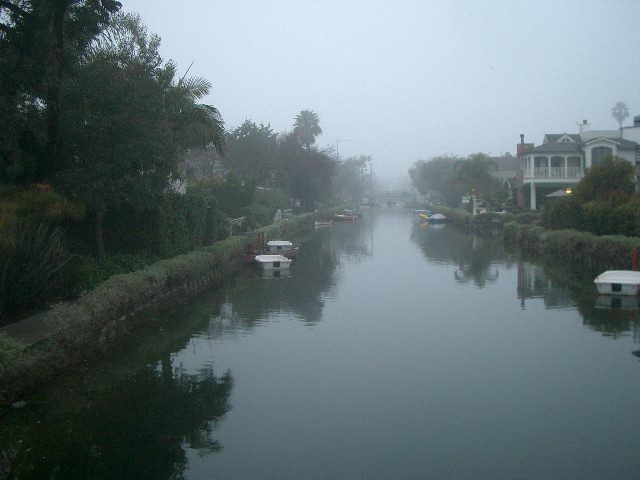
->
[123,0,640,182]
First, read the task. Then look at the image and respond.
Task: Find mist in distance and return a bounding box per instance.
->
[123,0,640,184]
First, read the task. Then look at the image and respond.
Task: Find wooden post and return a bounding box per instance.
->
[632,248,638,271]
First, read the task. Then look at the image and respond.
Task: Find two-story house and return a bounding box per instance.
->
[519,120,640,210]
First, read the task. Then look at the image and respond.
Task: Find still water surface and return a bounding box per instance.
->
[2,210,640,479]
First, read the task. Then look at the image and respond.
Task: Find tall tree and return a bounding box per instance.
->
[276,132,334,208]
[611,101,629,136]
[409,154,464,206]
[57,13,223,258]
[292,109,322,151]
[0,0,121,183]
[454,153,502,209]
[224,120,277,185]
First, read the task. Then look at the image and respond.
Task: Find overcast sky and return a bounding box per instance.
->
[123,0,640,182]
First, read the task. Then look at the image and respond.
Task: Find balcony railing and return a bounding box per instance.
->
[524,166,583,180]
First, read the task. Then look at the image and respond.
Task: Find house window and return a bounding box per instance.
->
[635,146,640,165]
[592,146,613,166]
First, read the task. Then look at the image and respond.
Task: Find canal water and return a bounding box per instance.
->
[2,210,640,479]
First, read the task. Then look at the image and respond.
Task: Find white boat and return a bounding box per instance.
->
[254,254,292,270]
[594,270,640,295]
[265,240,299,259]
[314,220,333,228]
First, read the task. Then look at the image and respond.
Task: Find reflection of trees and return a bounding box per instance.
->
[204,217,376,329]
[411,223,512,287]
[519,258,640,338]
[1,361,232,480]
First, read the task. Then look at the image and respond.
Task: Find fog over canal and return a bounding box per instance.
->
[2,210,640,479]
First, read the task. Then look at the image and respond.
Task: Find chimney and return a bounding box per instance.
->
[520,134,525,144]
[579,119,590,134]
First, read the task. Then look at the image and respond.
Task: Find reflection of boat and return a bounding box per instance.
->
[314,220,333,228]
[594,270,640,295]
[261,269,292,278]
[266,240,299,259]
[254,254,292,270]
[595,294,640,310]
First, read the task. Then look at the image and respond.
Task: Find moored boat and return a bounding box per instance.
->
[266,240,299,259]
[594,270,640,295]
[254,254,293,270]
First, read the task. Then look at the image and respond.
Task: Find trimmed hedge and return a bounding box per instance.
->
[504,221,640,271]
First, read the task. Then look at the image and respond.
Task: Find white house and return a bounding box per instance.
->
[520,119,640,210]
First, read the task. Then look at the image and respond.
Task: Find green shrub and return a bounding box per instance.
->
[0,222,73,324]
[542,198,583,230]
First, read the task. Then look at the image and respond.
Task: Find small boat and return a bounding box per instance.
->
[266,240,299,259]
[332,213,359,222]
[427,213,448,224]
[254,254,292,270]
[314,220,333,228]
[594,270,640,296]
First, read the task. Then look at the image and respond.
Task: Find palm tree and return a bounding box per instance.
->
[611,101,629,137]
[293,109,322,150]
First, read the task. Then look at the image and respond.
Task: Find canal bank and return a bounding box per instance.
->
[0,211,326,409]
[432,206,640,273]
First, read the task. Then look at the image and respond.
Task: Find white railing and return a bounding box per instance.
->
[524,167,583,180]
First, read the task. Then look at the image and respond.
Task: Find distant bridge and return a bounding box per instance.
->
[370,190,417,205]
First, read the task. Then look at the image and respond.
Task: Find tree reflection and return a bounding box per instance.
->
[1,362,233,480]
[411,223,512,287]
[518,259,640,338]
[201,219,376,330]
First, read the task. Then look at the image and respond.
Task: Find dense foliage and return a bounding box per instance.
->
[542,157,639,236]
[409,153,507,209]
[0,4,363,324]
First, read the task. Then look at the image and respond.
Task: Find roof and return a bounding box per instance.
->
[544,134,581,144]
[582,137,639,150]
[527,142,582,154]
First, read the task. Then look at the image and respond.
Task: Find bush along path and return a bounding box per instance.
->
[0,211,323,409]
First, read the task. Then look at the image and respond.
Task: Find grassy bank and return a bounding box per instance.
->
[0,211,322,408]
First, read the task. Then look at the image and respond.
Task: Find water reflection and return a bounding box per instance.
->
[411,222,514,287]
[517,259,640,339]
[0,302,234,480]
[202,219,376,331]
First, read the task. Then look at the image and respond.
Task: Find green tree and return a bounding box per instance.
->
[0,0,121,183]
[292,109,322,151]
[276,132,334,208]
[333,155,371,205]
[224,120,278,185]
[409,155,464,207]
[454,153,502,209]
[56,13,223,258]
[574,156,635,203]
